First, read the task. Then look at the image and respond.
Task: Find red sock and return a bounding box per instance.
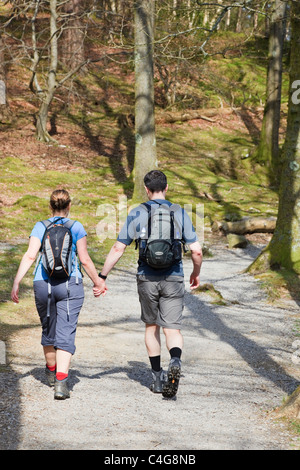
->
[46,364,56,372]
[56,372,68,381]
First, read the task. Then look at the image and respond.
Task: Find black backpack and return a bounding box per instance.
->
[40,217,76,280]
[136,201,184,269]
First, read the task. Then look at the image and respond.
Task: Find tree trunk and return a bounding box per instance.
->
[36,99,54,143]
[60,0,85,69]
[132,0,157,201]
[236,7,242,33]
[203,8,209,27]
[0,35,6,106]
[248,1,300,276]
[209,0,222,30]
[36,0,58,142]
[254,0,287,184]
[253,12,258,30]
[157,107,233,124]
[212,217,277,235]
[0,34,11,124]
[172,0,177,18]
[225,8,231,29]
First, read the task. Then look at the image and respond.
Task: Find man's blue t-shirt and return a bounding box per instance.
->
[30,217,87,281]
[117,199,198,277]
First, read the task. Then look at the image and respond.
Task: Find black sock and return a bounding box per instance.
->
[149,355,161,372]
[170,347,182,359]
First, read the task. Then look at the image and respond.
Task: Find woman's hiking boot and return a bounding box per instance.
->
[45,366,56,387]
[54,378,70,400]
[162,357,181,398]
[150,368,166,393]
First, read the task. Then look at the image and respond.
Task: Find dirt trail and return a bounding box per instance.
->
[1,245,299,450]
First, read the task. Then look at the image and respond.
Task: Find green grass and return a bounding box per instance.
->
[156,124,277,229]
[254,268,300,305]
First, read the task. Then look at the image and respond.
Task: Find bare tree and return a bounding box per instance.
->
[34,0,59,142]
[28,0,89,142]
[254,0,287,184]
[133,0,157,200]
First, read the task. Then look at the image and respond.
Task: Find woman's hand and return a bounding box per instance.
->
[11,281,20,303]
[11,236,41,304]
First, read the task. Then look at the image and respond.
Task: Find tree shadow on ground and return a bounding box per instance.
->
[66,79,135,197]
[0,368,21,450]
[237,106,261,145]
[184,289,299,396]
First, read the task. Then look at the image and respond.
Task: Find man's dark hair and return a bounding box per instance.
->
[144,170,167,193]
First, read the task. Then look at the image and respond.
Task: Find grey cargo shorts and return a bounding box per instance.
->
[137,275,185,329]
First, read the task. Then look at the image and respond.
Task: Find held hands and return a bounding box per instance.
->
[93,278,108,298]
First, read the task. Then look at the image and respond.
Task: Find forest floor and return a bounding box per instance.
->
[1,241,300,451]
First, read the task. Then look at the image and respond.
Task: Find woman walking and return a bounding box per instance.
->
[11,189,106,400]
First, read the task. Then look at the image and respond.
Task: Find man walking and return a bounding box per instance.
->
[95,170,202,398]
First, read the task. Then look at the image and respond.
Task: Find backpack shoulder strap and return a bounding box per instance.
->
[170,203,181,212]
[41,219,52,229]
[41,217,66,231]
[141,203,153,238]
[170,210,175,241]
[42,218,76,230]
[39,220,52,252]
[141,202,151,211]
[63,219,76,230]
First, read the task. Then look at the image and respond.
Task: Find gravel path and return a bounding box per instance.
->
[1,245,299,450]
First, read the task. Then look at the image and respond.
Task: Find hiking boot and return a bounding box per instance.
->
[150,368,166,393]
[45,366,56,387]
[54,378,70,400]
[162,357,181,398]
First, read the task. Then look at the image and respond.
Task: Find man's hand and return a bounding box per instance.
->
[189,241,202,290]
[190,272,200,290]
[93,279,108,298]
